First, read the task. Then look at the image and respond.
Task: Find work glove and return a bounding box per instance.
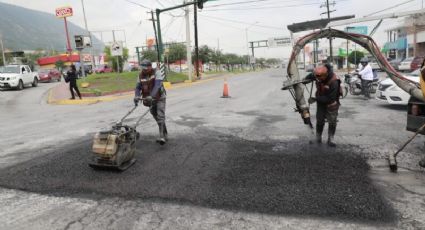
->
[303,116,311,125]
[302,73,315,84]
[143,96,153,107]
[133,96,140,106]
[145,96,153,102]
[308,97,316,104]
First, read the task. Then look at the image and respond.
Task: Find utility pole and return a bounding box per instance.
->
[0,34,6,66]
[154,0,210,78]
[80,0,95,72]
[112,30,120,74]
[185,2,192,82]
[217,38,220,71]
[250,42,255,70]
[245,28,249,68]
[194,4,200,79]
[321,0,335,64]
[149,11,161,63]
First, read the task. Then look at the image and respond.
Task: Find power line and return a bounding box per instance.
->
[206,0,301,8]
[124,0,183,17]
[202,2,322,11]
[123,0,151,10]
[199,15,282,30]
[156,0,166,8]
[364,0,416,17]
[199,16,278,36]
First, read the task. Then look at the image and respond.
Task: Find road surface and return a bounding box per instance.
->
[0,69,424,229]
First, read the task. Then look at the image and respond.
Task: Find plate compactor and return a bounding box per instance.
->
[89,105,150,171]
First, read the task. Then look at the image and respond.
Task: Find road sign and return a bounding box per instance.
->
[268,37,292,48]
[55,6,73,18]
[345,26,368,35]
[111,42,123,56]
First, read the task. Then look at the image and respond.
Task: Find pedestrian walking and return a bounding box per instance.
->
[66,64,82,100]
[307,64,341,147]
[133,60,168,145]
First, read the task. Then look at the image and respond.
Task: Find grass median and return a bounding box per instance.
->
[77,71,188,96]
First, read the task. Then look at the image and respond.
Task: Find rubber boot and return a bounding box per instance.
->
[327,124,337,147]
[156,123,166,145]
[163,123,168,141]
[316,124,324,144]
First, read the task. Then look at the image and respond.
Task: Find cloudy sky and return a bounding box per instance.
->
[1,0,424,60]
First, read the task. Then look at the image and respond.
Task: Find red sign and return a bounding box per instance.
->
[147,38,155,48]
[55,7,73,18]
[82,54,92,62]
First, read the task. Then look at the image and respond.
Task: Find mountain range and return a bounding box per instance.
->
[0,2,103,53]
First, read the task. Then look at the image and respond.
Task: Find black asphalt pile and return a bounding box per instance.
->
[0,130,395,222]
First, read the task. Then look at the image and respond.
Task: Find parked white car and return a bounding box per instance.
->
[398,57,414,72]
[375,69,420,105]
[0,64,39,90]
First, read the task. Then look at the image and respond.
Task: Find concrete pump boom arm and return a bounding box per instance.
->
[283,28,423,124]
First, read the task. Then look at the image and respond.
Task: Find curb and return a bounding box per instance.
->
[47,71,255,105]
[47,91,133,105]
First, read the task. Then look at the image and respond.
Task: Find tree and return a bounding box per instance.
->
[22,50,45,70]
[168,43,186,63]
[167,43,186,72]
[104,46,129,72]
[266,58,280,65]
[210,49,222,65]
[55,60,65,72]
[192,45,213,64]
[141,49,158,62]
[348,51,364,65]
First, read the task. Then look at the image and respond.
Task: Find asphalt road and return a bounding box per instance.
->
[0,69,424,229]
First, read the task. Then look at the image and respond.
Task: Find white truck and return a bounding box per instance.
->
[0,64,39,90]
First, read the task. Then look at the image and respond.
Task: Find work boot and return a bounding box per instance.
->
[156,123,166,145]
[316,124,324,144]
[163,123,168,141]
[327,124,337,147]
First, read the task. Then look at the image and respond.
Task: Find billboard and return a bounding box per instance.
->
[345,26,368,35]
[56,6,73,18]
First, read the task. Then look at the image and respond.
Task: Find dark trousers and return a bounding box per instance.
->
[361,79,372,98]
[150,97,167,138]
[150,97,166,125]
[69,81,82,99]
[316,103,339,137]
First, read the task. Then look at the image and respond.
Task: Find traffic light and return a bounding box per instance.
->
[74,35,84,49]
[197,0,207,9]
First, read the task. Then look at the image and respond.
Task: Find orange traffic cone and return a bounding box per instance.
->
[221,78,230,98]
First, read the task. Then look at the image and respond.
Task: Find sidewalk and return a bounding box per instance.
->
[47,70,251,105]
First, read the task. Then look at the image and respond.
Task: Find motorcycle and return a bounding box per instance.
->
[344,72,379,96]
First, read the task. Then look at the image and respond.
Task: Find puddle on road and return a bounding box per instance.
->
[0,131,396,223]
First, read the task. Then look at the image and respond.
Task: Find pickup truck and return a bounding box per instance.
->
[0,64,39,90]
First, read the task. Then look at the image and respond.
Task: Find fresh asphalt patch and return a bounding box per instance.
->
[0,129,395,222]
